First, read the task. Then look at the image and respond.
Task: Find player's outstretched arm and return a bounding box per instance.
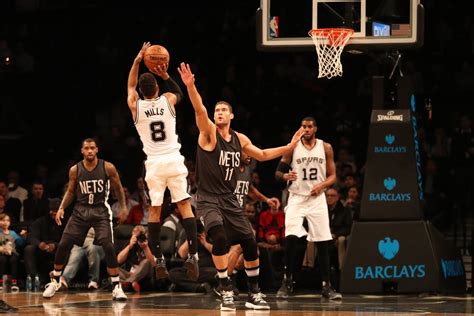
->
[127,42,151,114]
[239,127,303,162]
[178,62,216,147]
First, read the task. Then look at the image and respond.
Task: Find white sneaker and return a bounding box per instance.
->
[112,284,127,301]
[87,281,99,290]
[43,279,61,298]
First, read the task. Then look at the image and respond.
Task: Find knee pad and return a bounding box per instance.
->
[101,242,119,268]
[208,225,228,256]
[240,238,258,262]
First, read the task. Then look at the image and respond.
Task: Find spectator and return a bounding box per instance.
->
[342,185,361,221]
[117,225,155,292]
[257,205,285,249]
[23,198,64,285]
[0,213,26,291]
[111,186,138,223]
[125,192,150,225]
[0,180,22,227]
[168,220,216,294]
[326,188,352,270]
[60,227,105,290]
[23,181,49,224]
[6,170,28,221]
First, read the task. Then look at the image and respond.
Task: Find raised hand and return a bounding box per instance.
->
[289,127,304,147]
[177,62,195,87]
[150,63,169,79]
[135,41,151,63]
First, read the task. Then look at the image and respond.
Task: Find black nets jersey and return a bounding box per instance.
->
[234,165,251,208]
[75,159,111,210]
[196,130,241,195]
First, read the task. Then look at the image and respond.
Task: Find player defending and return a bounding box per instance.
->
[178,62,303,310]
[127,42,199,281]
[43,138,128,300]
[275,117,342,300]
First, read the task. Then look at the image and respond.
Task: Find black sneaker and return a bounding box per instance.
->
[276,276,293,299]
[0,299,18,312]
[220,289,236,311]
[245,291,270,310]
[321,285,342,300]
[155,256,169,280]
[184,254,199,281]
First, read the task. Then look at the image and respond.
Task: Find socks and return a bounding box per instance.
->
[147,222,163,258]
[245,266,260,293]
[181,218,198,255]
[217,268,231,289]
[110,275,120,287]
[52,270,61,283]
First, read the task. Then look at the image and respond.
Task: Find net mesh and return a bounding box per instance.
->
[309,28,354,79]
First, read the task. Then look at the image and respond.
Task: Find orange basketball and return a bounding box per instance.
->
[143,45,170,71]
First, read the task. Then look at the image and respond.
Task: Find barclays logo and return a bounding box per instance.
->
[368,177,411,201]
[373,134,407,153]
[378,237,399,260]
[385,134,395,145]
[354,238,426,280]
[384,177,396,190]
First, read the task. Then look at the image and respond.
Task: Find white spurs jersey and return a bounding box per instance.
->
[288,138,327,196]
[134,96,181,158]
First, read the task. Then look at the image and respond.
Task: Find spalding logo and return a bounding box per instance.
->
[378,237,399,260]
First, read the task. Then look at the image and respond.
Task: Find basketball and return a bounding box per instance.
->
[143,45,170,71]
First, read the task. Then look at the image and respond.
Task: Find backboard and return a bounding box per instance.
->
[257,0,424,51]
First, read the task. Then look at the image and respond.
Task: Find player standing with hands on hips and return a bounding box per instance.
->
[178,62,304,311]
[127,42,199,282]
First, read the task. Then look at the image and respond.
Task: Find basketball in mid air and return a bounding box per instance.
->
[143,45,170,71]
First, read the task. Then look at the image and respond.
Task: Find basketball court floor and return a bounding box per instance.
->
[2,290,473,315]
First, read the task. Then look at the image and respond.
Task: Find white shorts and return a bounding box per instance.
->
[144,153,190,206]
[284,192,332,242]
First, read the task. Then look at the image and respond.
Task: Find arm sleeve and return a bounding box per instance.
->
[161,76,184,104]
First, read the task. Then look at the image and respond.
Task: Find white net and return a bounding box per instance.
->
[309,28,354,79]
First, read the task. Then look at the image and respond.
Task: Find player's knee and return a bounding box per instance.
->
[240,238,258,262]
[208,225,228,256]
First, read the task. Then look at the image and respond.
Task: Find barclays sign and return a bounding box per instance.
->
[354,237,426,280]
[368,177,412,202]
[374,134,407,153]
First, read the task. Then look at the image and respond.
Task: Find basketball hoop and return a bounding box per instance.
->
[309,28,354,79]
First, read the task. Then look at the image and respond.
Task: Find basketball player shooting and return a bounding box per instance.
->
[127,42,199,282]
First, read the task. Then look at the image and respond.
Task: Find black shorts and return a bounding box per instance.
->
[196,192,254,244]
[62,207,113,246]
